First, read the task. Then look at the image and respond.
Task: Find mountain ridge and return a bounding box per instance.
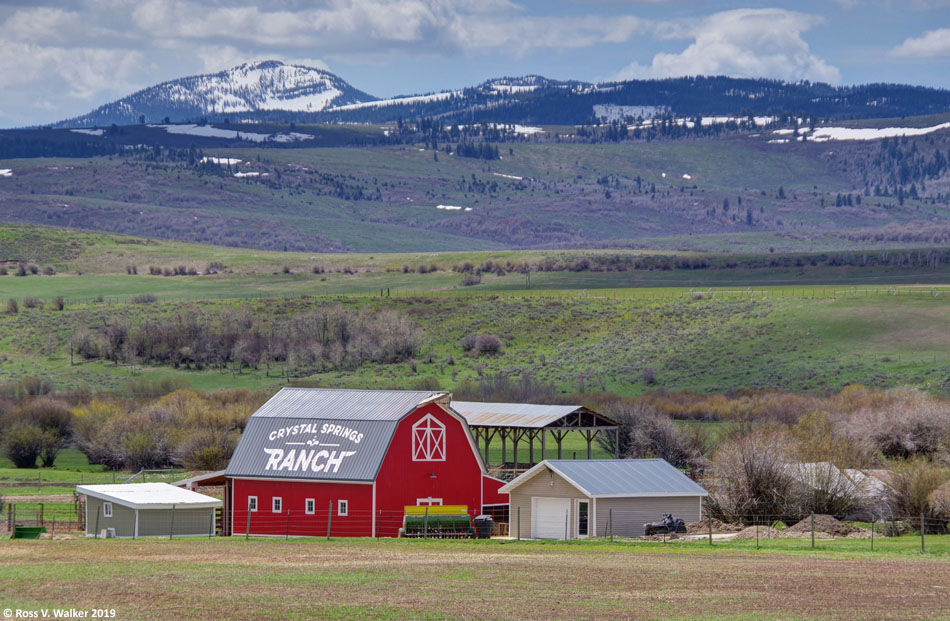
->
[52,60,950,128]
[54,60,378,128]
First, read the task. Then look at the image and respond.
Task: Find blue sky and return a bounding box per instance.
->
[0,0,948,127]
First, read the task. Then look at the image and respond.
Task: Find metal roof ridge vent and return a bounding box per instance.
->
[418,391,452,407]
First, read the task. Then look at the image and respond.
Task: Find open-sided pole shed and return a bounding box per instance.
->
[452,402,620,474]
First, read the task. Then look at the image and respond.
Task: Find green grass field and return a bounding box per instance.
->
[0,537,946,619]
[0,280,947,395]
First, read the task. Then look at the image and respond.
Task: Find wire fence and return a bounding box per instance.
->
[6,499,947,555]
[9,284,950,309]
[0,469,184,490]
[3,504,84,536]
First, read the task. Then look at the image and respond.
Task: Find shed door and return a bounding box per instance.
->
[533,497,571,539]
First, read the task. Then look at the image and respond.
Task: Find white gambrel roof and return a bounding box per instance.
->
[76,483,221,509]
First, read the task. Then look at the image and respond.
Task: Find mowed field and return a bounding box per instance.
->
[1,537,948,619]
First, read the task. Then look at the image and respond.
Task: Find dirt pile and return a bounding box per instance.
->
[784,515,858,538]
[734,525,782,540]
[685,518,743,534]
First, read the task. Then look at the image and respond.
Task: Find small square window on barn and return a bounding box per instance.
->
[305,498,315,514]
[102,502,113,518]
[248,496,258,512]
[272,497,282,513]
[338,500,348,516]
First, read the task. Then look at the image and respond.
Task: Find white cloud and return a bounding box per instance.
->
[128,0,644,56]
[615,8,841,84]
[891,29,950,58]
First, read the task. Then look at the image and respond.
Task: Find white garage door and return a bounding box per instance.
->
[533,497,571,539]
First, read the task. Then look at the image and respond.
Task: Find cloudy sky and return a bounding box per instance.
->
[1,0,949,127]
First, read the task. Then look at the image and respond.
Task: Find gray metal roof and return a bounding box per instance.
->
[452,401,594,428]
[251,387,447,420]
[226,388,446,482]
[501,459,708,497]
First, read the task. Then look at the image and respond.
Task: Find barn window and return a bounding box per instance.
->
[411,414,446,461]
[305,498,315,515]
[338,500,348,516]
[248,496,257,512]
[102,502,113,518]
[272,497,282,513]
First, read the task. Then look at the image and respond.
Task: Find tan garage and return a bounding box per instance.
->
[501,459,707,539]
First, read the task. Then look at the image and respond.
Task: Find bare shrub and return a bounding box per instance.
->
[838,388,950,459]
[176,428,239,470]
[597,400,708,472]
[460,333,477,352]
[52,296,65,311]
[131,294,158,304]
[928,483,950,519]
[706,428,799,523]
[475,334,502,355]
[22,297,44,309]
[457,372,557,404]
[5,298,17,315]
[121,430,169,471]
[886,458,950,530]
[790,462,867,517]
[43,266,55,276]
[461,274,481,286]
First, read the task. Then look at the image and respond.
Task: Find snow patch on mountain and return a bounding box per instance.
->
[330,91,458,111]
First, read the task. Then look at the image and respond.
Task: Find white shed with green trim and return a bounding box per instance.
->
[77,483,221,538]
[501,459,707,540]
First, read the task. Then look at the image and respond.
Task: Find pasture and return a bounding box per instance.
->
[0,281,948,395]
[0,537,947,619]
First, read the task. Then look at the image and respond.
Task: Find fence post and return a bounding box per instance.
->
[51,510,55,539]
[94,505,101,539]
[245,499,252,540]
[564,509,568,541]
[755,516,759,550]
[169,504,176,540]
[517,507,521,541]
[423,505,429,539]
[327,501,333,540]
[810,512,815,549]
[609,508,613,543]
[870,518,874,551]
[708,514,712,546]
[921,511,925,554]
[286,510,291,540]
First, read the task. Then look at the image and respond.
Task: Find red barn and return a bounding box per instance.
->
[225,388,508,537]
